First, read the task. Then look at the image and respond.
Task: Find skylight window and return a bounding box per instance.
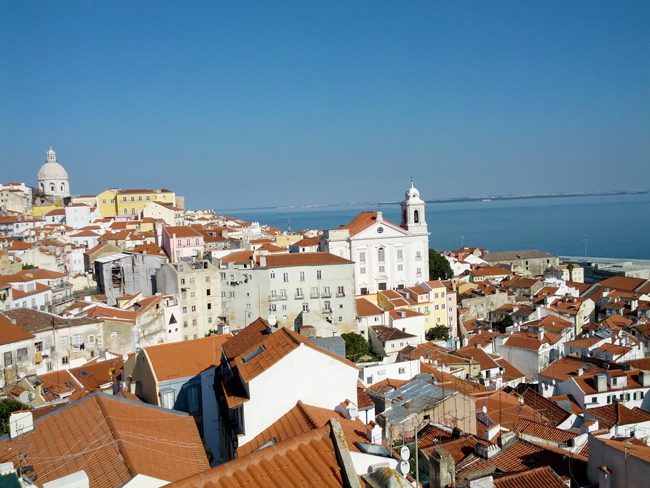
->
[242,345,266,363]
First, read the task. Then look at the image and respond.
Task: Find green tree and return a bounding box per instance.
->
[425,326,450,341]
[0,398,30,435]
[428,249,453,280]
[342,332,374,362]
[21,263,37,270]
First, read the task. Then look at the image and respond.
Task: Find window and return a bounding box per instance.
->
[302,303,309,312]
[60,336,69,347]
[283,273,289,282]
[378,265,385,273]
[378,247,385,262]
[299,271,305,281]
[162,390,175,409]
[398,264,403,271]
[183,320,188,328]
[398,367,406,374]
[415,251,422,261]
[270,271,276,279]
[62,356,69,365]
[359,252,366,263]
[270,304,277,312]
[207,303,212,310]
[337,286,345,296]
[205,276,210,283]
[323,286,331,297]
[206,289,211,296]
[73,334,82,347]
[188,386,200,413]
[316,270,322,280]
[397,249,403,260]
[191,305,196,312]
[416,267,422,276]
[220,272,226,280]
[324,301,331,311]
[311,287,319,298]
[17,348,27,363]
[182,307,187,313]
[4,352,12,367]
[280,289,287,298]
[360,267,366,274]
[181,278,186,285]
[35,341,44,352]
[296,288,303,298]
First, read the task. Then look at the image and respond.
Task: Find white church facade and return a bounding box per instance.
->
[322,182,430,295]
[37,147,70,198]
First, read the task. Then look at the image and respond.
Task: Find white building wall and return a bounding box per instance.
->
[241,344,358,445]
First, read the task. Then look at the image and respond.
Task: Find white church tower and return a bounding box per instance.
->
[400,179,428,235]
[38,147,70,198]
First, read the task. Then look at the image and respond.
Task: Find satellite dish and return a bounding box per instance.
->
[482,405,487,414]
[400,445,410,461]
[267,315,277,326]
[397,460,410,476]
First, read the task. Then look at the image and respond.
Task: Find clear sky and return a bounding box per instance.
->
[1,1,649,210]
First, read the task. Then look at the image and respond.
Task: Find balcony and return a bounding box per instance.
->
[295,294,304,300]
[336,292,346,298]
[321,291,332,298]
[310,292,320,299]
[321,308,333,314]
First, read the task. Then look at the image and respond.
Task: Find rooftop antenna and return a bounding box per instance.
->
[287,218,291,233]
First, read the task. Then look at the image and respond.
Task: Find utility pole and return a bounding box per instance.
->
[583,238,588,258]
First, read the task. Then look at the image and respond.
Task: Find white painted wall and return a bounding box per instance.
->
[240,343,358,445]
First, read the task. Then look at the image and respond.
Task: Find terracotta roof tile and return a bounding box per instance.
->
[356,297,383,317]
[494,466,567,488]
[0,393,209,487]
[262,252,353,268]
[237,401,367,457]
[144,335,231,381]
[170,423,347,488]
[0,313,35,345]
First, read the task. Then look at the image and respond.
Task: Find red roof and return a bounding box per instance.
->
[0,314,35,345]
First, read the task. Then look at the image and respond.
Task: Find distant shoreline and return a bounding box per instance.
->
[218,189,648,213]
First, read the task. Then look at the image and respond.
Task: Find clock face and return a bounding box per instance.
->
[377,227,384,233]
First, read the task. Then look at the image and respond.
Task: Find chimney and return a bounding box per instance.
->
[9,411,33,439]
[577,367,584,377]
[537,327,544,341]
[595,373,608,393]
[428,447,455,488]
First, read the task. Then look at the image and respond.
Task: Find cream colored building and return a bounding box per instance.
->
[155,259,222,340]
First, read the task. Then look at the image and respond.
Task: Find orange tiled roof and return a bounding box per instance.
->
[356,297,383,317]
[170,422,347,488]
[262,252,353,268]
[144,334,231,381]
[585,402,650,429]
[457,346,500,371]
[0,393,209,487]
[494,466,567,488]
[456,439,587,481]
[598,276,646,292]
[0,314,35,345]
[236,401,367,457]
[163,226,203,238]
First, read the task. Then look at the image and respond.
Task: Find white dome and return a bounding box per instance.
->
[38,161,69,180]
[38,147,69,181]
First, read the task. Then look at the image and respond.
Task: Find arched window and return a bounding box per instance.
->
[40,183,44,191]
[414,209,419,223]
[60,184,65,192]
[378,247,385,262]
[50,183,55,192]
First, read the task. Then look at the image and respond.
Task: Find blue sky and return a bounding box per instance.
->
[1,1,648,209]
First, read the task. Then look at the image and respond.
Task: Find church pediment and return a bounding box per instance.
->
[352,220,409,240]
